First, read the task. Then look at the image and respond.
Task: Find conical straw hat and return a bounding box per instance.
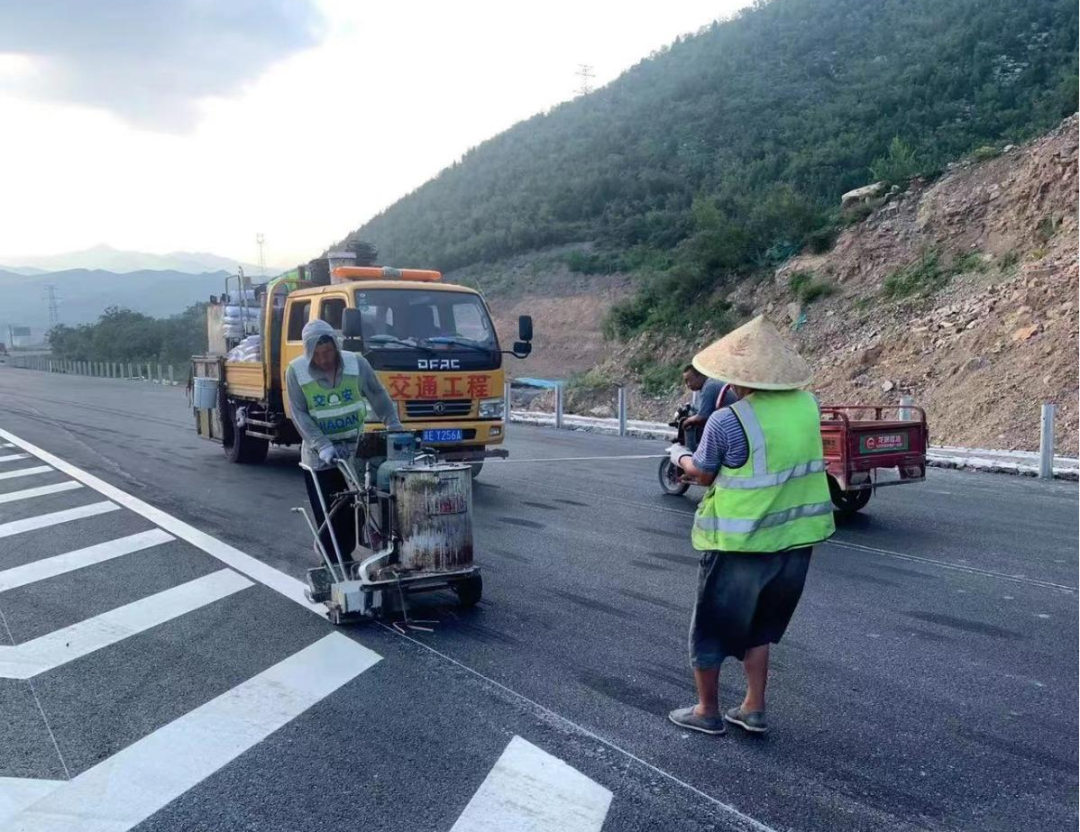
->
[692,315,812,390]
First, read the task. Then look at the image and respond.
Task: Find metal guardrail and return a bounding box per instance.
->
[4,355,183,385]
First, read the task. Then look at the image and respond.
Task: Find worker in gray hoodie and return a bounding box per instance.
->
[286,319,404,562]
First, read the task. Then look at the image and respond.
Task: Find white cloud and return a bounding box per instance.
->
[0,0,324,131]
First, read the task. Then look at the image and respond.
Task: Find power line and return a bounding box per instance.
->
[575,63,595,96]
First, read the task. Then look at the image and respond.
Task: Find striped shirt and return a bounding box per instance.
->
[691,406,750,473]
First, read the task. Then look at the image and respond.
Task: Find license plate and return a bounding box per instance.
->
[859,432,910,454]
[422,428,464,443]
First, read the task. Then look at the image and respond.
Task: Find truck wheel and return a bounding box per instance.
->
[658,459,690,496]
[222,403,269,465]
[828,476,871,516]
[453,574,483,608]
[469,461,484,480]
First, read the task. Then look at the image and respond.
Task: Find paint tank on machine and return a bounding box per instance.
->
[392,463,474,572]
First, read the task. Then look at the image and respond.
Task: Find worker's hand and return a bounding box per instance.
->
[666,444,692,468]
[318,446,339,466]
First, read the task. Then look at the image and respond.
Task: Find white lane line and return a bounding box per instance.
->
[0,778,64,829]
[0,467,52,482]
[0,454,31,464]
[0,502,119,540]
[0,529,175,592]
[451,736,612,832]
[0,482,82,506]
[0,443,14,448]
[0,569,253,679]
[0,428,325,617]
[7,633,381,832]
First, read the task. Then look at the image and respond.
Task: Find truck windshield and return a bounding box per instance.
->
[352,288,498,352]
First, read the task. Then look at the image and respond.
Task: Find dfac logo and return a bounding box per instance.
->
[418,358,460,369]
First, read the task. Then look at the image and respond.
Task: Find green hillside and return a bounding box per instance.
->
[344,0,1077,335]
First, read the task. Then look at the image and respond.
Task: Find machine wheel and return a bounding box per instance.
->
[828,476,872,516]
[469,461,484,480]
[222,402,269,465]
[454,574,483,608]
[658,459,690,496]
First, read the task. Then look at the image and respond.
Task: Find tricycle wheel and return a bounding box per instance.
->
[828,476,872,516]
[658,459,690,496]
[453,574,483,608]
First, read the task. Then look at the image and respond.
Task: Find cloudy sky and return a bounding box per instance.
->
[0,1,748,268]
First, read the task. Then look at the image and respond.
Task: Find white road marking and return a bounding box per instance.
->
[0,481,82,506]
[0,502,119,540]
[451,735,612,832]
[0,454,31,464]
[0,778,64,829]
[0,428,325,617]
[0,529,174,592]
[6,633,381,832]
[0,569,253,679]
[0,466,52,482]
[0,443,14,448]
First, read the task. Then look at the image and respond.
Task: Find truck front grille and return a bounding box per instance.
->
[405,399,473,419]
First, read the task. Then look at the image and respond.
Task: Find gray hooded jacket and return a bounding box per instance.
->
[286,319,404,470]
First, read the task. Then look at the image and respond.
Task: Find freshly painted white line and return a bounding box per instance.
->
[0,529,174,592]
[0,502,119,540]
[0,778,64,829]
[451,736,612,832]
[0,428,325,617]
[0,569,253,679]
[0,481,82,505]
[0,466,52,482]
[7,633,381,832]
[0,443,14,448]
[0,454,31,464]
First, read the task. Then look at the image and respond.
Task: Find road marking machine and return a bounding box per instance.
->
[295,432,482,626]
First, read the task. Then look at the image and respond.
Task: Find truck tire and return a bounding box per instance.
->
[469,461,484,480]
[828,475,871,516]
[222,402,269,465]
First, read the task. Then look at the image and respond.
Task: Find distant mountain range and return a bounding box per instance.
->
[0,267,231,341]
[0,244,282,276]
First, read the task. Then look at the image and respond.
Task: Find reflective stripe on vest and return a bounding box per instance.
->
[692,390,835,553]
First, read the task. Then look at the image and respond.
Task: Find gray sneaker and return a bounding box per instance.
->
[668,706,726,735]
[724,706,768,734]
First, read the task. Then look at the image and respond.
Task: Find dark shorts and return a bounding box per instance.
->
[689,548,812,669]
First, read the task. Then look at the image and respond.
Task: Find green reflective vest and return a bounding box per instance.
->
[291,351,368,441]
[692,390,835,553]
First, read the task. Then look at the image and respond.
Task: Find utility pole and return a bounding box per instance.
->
[44,284,60,329]
[255,233,266,277]
[575,63,595,96]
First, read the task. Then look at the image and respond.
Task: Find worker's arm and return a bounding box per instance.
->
[675,408,749,487]
[285,364,334,456]
[356,356,405,431]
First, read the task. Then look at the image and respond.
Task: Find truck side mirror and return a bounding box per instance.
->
[518,315,533,342]
[513,341,532,357]
[342,307,363,337]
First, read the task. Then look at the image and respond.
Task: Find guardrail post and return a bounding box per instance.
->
[169,365,175,385]
[156,363,162,384]
[899,395,914,420]
[617,387,628,436]
[503,381,512,434]
[1039,403,1055,479]
[555,384,564,430]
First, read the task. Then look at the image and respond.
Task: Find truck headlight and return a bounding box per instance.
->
[479,397,505,419]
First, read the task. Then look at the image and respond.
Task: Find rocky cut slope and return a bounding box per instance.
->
[729,115,1079,453]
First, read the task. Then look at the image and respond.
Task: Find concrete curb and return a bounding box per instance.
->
[509,411,1079,481]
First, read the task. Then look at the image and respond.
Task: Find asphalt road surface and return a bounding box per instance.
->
[0,367,1076,832]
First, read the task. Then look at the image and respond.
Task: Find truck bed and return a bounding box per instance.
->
[223,361,266,400]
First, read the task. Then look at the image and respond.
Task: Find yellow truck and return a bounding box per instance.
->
[191,254,532,474]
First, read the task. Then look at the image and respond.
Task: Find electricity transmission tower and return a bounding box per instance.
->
[255,233,266,277]
[44,284,59,329]
[575,64,595,96]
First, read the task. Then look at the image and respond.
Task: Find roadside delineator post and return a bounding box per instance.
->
[1039,403,1055,479]
[555,384,564,430]
[503,381,511,435]
[618,387,628,437]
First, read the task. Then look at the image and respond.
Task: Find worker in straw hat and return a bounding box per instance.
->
[665,315,835,736]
